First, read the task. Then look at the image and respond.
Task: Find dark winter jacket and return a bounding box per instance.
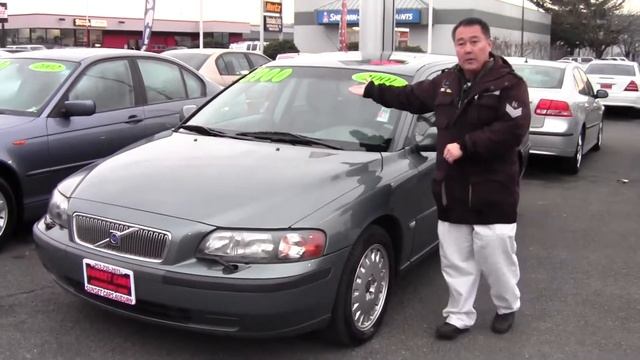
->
[364,54,531,224]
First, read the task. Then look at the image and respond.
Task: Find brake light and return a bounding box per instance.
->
[624,80,638,91]
[534,99,572,117]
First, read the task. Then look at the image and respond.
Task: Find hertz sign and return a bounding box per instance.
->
[264,1,282,15]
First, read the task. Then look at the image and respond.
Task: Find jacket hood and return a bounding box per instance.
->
[71,132,382,228]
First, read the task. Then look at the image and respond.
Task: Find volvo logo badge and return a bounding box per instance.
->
[94,227,140,248]
[109,231,122,246]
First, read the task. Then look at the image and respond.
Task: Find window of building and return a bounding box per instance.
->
[31,28,46,44]
[17,29,30,44]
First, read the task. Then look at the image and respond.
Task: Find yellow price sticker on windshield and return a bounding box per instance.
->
[0,60,11,71]
[29,62,66,72]
[352,72,408,87]
[241,68,293,83]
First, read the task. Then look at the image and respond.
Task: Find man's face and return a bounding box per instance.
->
[454,25,492,77]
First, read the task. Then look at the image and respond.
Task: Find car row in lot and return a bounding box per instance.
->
[7,49,611,345]
[0,49,221,246]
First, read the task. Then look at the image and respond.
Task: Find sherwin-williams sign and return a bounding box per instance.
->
[316,9,421,25]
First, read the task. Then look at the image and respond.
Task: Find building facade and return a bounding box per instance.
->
[1,0,293,51]
[294,0,552,58]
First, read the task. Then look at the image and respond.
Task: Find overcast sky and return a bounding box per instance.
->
[8,0,640,24]
[8,0,295,24]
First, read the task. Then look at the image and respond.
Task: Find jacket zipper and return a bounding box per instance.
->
[468,184,473,207]
[442,181,447,207]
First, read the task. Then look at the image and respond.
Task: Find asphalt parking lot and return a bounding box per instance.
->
[1,110,639,360]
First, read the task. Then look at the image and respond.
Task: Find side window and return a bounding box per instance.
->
[68,60,134,113]
[247,53,270,68]
[138,59,187,104]
[215,57,229,76]
[221,53,252,76]
[577,68,594,96]
[182,69,205,99]
[572,68,588,96]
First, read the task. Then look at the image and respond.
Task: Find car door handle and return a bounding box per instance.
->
[125,115,143,124]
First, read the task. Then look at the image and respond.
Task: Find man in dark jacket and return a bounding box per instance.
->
[350,17,530,340]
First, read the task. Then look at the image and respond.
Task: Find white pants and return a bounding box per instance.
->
[438,220,520,329]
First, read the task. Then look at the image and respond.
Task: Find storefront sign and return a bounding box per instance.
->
[264,1,282,15]
[0,2,8,24]
[316,9,421,25]
[73,18,108,28]
[264,15,282,32]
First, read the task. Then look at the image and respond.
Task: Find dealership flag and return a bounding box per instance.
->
[141,0,156,51]
[339,0,348,51]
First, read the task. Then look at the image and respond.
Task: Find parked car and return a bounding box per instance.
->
[7,44,47,51]
[0,48,30,54]
[229,41,266,53]
[584,60,640,110]
[33,52,530,345]
[559,56,595,68]
[0,50,9,57]
[162,48,271,87]
[602,56,628,61]
[509,58,607,174]
[0,49,221,246]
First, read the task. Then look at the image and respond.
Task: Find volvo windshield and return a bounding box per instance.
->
[186,66,408,152]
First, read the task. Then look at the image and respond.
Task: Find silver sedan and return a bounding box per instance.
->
[509,58,608,174]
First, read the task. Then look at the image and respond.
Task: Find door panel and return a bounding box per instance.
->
[46,59,143,188]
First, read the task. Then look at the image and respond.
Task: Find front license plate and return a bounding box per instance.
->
[83,259,136,305]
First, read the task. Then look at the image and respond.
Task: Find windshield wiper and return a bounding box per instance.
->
[236,131,343,150]
[179,124,254,141]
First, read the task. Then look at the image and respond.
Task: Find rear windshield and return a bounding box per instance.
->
[0,58,78,115]
[187,66,410,152]
[585,63,636,76]
[163,53,209,70]
[513,64,564,89]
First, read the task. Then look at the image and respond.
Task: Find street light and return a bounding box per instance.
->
[520,0,524,57]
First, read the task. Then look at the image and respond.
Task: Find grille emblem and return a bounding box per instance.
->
[94,227,140,248]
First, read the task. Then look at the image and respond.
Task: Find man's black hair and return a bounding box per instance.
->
[451,17,491,40]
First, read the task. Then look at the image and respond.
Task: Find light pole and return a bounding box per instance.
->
[520,0,524,57]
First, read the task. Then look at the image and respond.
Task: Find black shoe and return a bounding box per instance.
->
[491,312,516,334]
[435,322,469,340]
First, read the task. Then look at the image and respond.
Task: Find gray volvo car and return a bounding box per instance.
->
[33,52,528,344]
[0,49,220,246]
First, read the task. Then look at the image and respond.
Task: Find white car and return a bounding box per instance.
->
[162,48,271,87]
[602,57,628,61]
[0,50,10,57]
[584,60,640,109]
[7,44,47,51]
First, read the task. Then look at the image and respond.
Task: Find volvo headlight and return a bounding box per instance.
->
[45,190,69,228]
[197,229,326,263]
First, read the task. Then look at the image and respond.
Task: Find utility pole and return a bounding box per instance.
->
[199,0,203,49]
[259,0,265,51]
[427,0,433,53]
[520,0,525,57]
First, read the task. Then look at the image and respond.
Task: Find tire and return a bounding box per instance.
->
[0,178,18,249]
[328,225,395,346]
[564,129,584,175]
[592,121,603,152]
